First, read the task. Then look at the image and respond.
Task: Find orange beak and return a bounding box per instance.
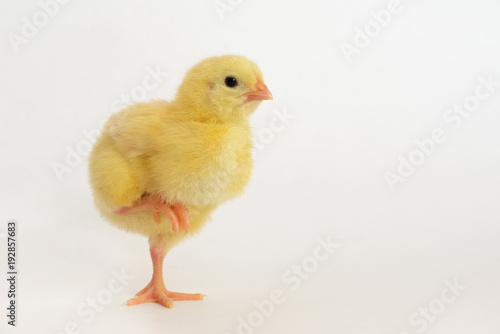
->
[245,80,273,102]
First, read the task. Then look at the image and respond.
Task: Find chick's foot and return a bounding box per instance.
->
[125,244,204,308]
[127,282,205,308]
[114,194,190,233]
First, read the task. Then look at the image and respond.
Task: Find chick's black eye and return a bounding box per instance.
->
[225,76,238,88]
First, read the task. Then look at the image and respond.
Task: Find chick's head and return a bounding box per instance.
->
[175,55,272,123]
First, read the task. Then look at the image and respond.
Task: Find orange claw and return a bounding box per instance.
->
[171,203,190,232]
[114,195,190,233]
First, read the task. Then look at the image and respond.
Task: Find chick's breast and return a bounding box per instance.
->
[150,117,254,208]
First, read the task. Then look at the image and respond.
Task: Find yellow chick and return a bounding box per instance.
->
[88,55,272,308]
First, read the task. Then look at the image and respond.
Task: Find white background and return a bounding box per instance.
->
[1,0,500,333]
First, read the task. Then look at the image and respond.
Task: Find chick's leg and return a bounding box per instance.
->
[114,194,190,233]
[126,238,205,308]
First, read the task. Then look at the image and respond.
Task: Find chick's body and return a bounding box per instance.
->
[90,99,252,239]
[89,55,272,308]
